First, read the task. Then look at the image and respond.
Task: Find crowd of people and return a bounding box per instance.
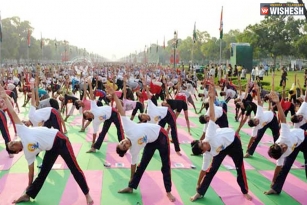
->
[0,62,306,204]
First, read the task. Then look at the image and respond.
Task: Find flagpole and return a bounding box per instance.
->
[219,39,222,64]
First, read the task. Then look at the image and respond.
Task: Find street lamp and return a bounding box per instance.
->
[173,31,178,69]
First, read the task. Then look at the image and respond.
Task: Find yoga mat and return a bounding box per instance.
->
[179,109,198,118]
[241,128,273,143]
[170,146,193,169]
[0,138,4,143]
[139,171,184,205]
[0,173,28,204]
[259,170,307,205]
[70,115,82,126]
[52,143,82,170]
[105,143,131,168]
[211,171,264,205]
[86,126,109,142]
[254,144,304,169]
[176,117,197,128]
[59,170,103,205]
[222,156,255,170]
[177,128,194,144]
[0,150,23,170]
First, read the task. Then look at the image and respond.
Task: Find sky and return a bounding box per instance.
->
[0,0,306,60]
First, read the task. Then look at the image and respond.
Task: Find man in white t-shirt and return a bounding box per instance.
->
[0,85,93,205]
[264,91,307,195]
[138,81,181,155]
[84,79,125,152]
[107,84,176,203]
[190,84,252,202]
[244,84,279,158]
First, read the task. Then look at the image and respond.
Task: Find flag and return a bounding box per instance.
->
[193,22,197,43]
[0,12,2,43]
[219,6,223,39]
[156,40,158,53]
[163,36,165,49]
[40,32,43,49]
[27,29,31,47]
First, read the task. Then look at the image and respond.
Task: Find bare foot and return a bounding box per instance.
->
[79,129,85,133]
[190,193,203,202]
[264,189,277,195]
[86,194,94,205]
[167,192,176,202]
[176,151,182,156]
[118,187,133,193]
[86,148,96,153]
[244,153,252,158]
[244,193,252,200]
[12,194,30,203]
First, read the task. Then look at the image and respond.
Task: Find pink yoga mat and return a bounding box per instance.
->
[179,109,198,118]
[211,171,264,205]
[139,171,184,205]
[105,143,131,168]
[52,143,82,170]
[254,144,304,169]
[241,128,273,143]
[0,173,28,204]
[70,115,82,126]
[0,150,23,170]
[259,170,307,204]
[177,128,194,144]
[170,145,193,169]
[176,117,197,128]
[86,126,109,142]
[59,170,103,205]
[222,156,254,170]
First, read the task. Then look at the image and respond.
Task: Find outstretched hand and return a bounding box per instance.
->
[269,91,279,103]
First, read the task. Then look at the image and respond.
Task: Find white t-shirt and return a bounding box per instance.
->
[224,88,236,99]
[91,101,112,133]
[294,102,307,128]
[123,99,137,111]
[147,100,168,124]
[203,105,223,132]
[275,123,304,166]
[121,116,160,165]
[38,99,51,109]
[16,124,58,165]
[202,120,235,171]
[28,106,52,127]
[251,105,274,137]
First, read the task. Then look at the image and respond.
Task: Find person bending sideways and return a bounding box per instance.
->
[0,85,94,205]
[264,91,307,195]
[107,85,176,202]
[189,84,252,202]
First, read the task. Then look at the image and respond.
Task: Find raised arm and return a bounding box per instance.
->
[106,85,125,116]
[87,78,95,100]
[0,85,22,124]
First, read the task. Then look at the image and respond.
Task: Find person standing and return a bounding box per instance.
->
[189,83,252,202]
[0,85,93,205]
[108,84,176,202]
[264,91,307,195]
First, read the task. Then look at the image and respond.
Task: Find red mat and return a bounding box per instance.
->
[52,143,82,170]
[259,170,307,204]
[177,128,194,144]
[86,126,109,142]
[59,170,103,205]
[170,146,193,169]
[0,150,23,170]
[222,156,255,170]
[0,173,28,204]
[211,171,264,205]
[139,171,184,205]
[176,117,197,128]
